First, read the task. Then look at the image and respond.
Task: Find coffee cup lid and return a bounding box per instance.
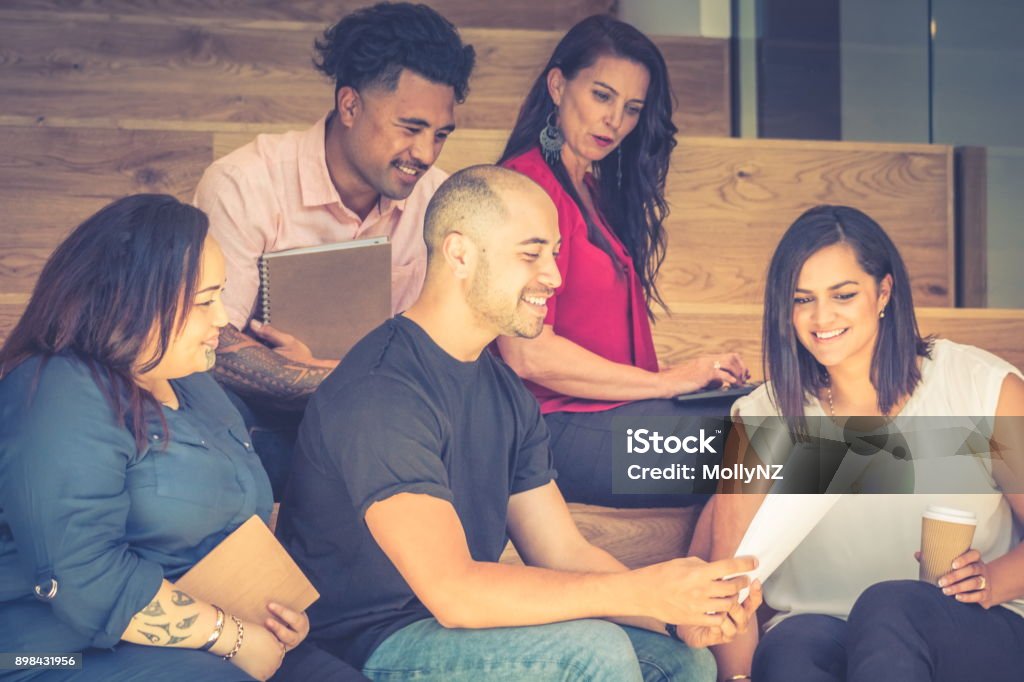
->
[923,505,977,525]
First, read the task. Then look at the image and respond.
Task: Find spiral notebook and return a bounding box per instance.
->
[258,237,391,360]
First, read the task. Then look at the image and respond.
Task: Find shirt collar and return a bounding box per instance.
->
[298,112,408,218]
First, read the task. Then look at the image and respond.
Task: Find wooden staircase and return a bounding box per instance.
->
[0,1,1019,571]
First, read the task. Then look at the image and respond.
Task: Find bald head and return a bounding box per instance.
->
[423,165,549,261]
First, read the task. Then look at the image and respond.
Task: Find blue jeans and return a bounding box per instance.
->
[361,618,716,681]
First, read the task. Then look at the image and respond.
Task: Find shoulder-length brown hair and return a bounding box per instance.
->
[0,194,209,450]
[763,205,932,434]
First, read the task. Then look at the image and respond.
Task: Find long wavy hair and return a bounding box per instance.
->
[0,194,210,451]
[763,205,932,432]
[498,15,677,319]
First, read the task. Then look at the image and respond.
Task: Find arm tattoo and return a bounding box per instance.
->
[212,324,330,407]
[171,590,195,606]
[140,600,165,617]
[146,622,172,637]
[176,613,199,630]
[140,622,192,646]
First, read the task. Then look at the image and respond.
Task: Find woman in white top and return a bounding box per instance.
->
[697,205,1024,682]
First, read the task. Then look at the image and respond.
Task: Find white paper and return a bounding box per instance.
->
[734,494,842,601]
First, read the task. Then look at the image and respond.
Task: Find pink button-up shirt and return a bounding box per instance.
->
[194,114,446,329]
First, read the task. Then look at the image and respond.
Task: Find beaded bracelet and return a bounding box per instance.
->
[223,615,244,661]
[198,605,225,652]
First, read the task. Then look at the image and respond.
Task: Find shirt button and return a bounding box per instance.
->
[200,440,207,446]
[151,434,160,441]
[243,442,251,449]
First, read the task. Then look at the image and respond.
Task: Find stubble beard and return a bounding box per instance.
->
[466,258,543,339]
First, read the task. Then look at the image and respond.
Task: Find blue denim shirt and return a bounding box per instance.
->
[0,354,273,654]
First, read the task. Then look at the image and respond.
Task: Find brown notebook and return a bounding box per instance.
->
[175,515,319,625]
[258,237,391,360]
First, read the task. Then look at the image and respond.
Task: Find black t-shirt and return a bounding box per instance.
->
[276,316,556,668]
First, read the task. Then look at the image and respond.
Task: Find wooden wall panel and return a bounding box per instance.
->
[652,304,1024,380]
[0,15,729,135]
[662,137,955,307]
[0,126,211,294]
[3,0,617,30]
[1,125,957,308]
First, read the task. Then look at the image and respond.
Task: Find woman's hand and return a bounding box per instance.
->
[264,602,310,652]
[227,619,287,681]
[918,549,994,608]
[658,353,749,397]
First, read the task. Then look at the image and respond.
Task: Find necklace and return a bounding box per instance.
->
[827,385,836,417]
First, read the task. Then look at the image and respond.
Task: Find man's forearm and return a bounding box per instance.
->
[426,560,646,630]
[212,325,331,409]
[524,534,666,633]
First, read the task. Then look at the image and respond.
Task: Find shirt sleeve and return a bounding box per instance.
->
[946,341,1024,417]
[0,358,164,648]
[194,161,274,329]
[509,377,558,495]
[319,375,455,519]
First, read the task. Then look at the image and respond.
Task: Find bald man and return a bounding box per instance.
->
[276,166,761,681]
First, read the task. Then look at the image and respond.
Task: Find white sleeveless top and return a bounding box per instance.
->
[731,339,1024,624]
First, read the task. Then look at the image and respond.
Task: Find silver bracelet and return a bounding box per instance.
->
[222,615,244,661]
[198,605,225,652]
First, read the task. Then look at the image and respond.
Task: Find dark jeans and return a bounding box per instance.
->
[753,580,1024,682]
[545,397,736,508]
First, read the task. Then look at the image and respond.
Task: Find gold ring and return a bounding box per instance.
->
[978,575,987,591]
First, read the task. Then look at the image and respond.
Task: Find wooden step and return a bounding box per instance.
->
[661,137,955,307]
[0,12,729,135]
[0,126,212,294]
[2,0,617,31]
[653,304,1024,380]
[0,125,959,311]
[218,131,957,306]
[500,504,701,569]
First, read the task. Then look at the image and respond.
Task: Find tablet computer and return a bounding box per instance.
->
[673,382,761,403]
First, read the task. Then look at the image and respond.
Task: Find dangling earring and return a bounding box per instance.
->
[539,109,564,164]
[879,309,886,319]
[616,146,622,191]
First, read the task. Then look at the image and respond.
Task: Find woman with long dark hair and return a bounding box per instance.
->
[497,15,749,508]
[0,195,364,681]
[699,205,1024,682]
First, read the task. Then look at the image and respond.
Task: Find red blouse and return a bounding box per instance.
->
[502,147,659,414]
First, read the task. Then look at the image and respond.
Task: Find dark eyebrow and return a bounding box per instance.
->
[195,280,226,295]
[593,80,645,105]
[794,280,859,293]
[397,117,456,133]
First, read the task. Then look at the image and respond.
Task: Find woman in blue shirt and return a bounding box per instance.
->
[0,195,363,681]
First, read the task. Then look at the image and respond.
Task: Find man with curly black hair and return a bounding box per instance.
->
[193,2,474,493]
[195,2,475,407]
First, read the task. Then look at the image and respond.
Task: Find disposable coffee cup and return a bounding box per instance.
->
[919,506,977,585]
